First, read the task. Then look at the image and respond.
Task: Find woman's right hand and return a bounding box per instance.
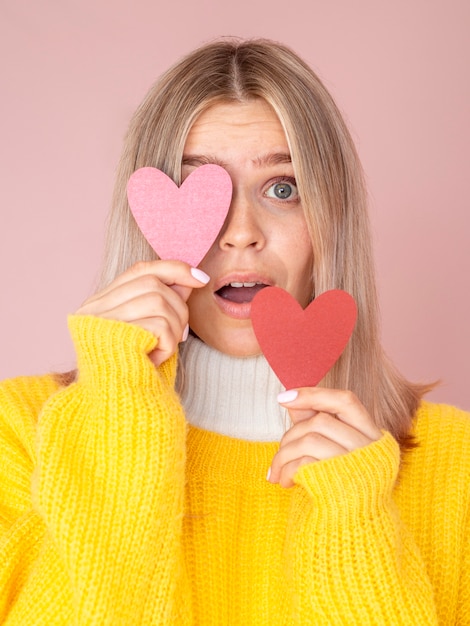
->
[76,260,210,366]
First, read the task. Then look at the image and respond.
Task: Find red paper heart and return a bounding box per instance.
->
[251,287,357,389]
[127,164,232,267]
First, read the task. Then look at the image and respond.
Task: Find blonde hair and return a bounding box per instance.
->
[94,38,432,446]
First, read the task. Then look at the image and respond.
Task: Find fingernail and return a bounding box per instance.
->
[277,389,298,403]
[190,267,210,284]
[181,324,189,342]
[266,467,271,481]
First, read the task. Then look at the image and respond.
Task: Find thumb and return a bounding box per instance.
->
[170,284,194,302]
[286,407,317,425]
[277,389,316,425]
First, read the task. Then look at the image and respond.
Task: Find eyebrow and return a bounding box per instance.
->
[182,154,228,168]
[252,152,292,168]
[182,152,292,169]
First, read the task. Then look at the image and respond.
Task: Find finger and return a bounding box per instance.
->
[283,406,318,424]
[79,276,189,328]
[99,292,187,341]
[277,387,381,441]
[279,411,373,453]
[269,432,347,486]
[274,456,317,488]
[83,261,210,305]
[135,317,184,367]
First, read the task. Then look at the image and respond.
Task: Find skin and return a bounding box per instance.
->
[271,388,381,487]
[77,260,209,366]
[77,99,381,488]
[184,99,313,357]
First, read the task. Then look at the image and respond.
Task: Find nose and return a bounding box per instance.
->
[218,189,266,251]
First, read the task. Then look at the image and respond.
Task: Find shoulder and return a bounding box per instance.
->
[413,400,470,447]
[398,400,470,489]
[0,373,61,415]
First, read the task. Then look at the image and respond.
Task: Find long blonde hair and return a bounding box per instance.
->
[93,38,431,446]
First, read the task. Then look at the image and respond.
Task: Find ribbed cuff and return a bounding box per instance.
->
[293,432,400,518]
[67,315,174,388]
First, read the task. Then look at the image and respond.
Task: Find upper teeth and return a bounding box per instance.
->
[229,282,260,288]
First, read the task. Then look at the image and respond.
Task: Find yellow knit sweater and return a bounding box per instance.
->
[0,316,469,624]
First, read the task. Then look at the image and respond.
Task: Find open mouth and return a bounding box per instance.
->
[215,281,269,304]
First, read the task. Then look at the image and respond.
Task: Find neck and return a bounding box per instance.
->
[177,335,289,442]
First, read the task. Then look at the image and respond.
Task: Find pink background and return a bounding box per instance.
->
[1,0,468,409]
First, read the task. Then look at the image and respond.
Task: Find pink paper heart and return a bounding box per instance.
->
[127,164,232,267]
[251,287,357,389]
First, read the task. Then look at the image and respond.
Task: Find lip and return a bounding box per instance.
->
[213,272,274,292]
[213,272,274,320]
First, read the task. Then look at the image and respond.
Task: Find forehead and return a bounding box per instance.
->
[183,99,291,166]
[193,98,279,123]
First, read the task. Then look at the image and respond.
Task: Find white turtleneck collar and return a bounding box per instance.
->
[177,335,290,442]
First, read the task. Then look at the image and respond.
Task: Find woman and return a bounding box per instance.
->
[0,39,468,625]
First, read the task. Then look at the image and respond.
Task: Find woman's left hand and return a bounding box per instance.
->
[268,388,382,488]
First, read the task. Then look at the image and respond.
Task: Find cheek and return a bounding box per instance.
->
[187,285,206,317]
[193,239,219,276]
[187,283,217,337]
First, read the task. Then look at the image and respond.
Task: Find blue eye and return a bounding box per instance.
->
[265,179,299,201]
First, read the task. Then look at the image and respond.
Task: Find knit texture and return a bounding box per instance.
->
[0,315,469,624]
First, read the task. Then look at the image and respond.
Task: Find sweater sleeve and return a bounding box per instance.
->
[456,507,470,624]
[0,315,192,625]
[283,433,439,625]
